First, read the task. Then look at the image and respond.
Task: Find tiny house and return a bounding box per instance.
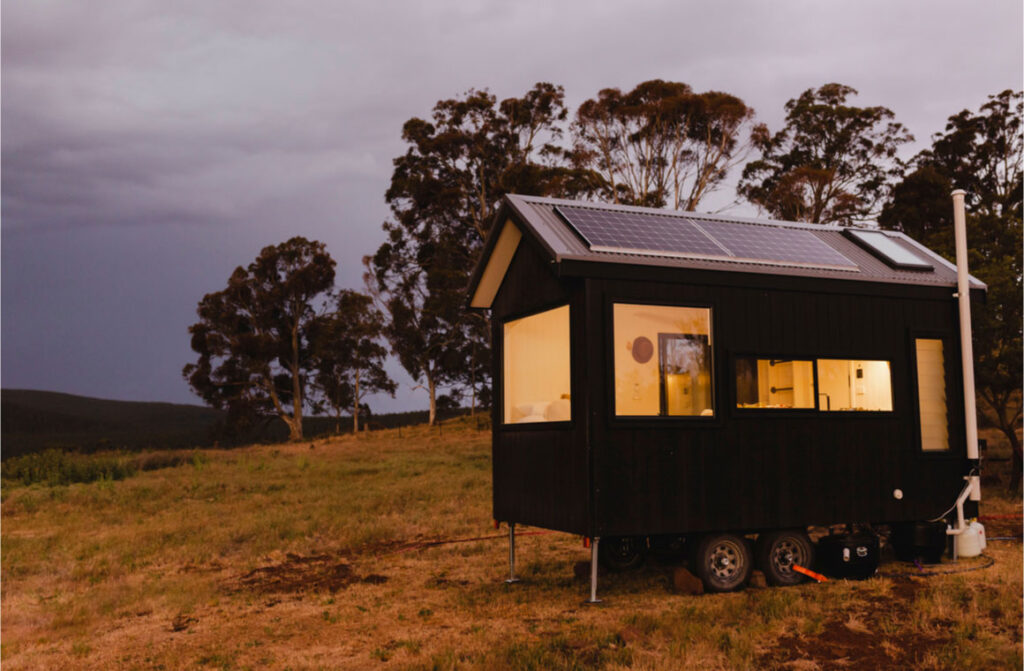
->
[467,194,985,595]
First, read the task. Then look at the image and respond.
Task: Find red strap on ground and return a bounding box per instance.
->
[792,564,828,583]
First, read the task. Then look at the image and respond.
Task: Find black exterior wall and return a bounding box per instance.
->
[489,220,970,540]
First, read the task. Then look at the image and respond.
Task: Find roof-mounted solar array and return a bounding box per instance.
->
[844,229,933,271]
[554,205,858,271]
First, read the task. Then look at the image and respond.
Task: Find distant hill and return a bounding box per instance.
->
[1,389,470,459]
[1,389,224,459]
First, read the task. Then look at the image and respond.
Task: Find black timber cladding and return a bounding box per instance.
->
[478,194,980,539]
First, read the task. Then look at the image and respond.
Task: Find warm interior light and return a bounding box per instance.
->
[916,339,949,451]
[613,304,713,417]
[816,359,892,411]
[502,305,571,424]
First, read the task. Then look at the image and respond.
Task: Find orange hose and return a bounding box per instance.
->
[792,564,828,583]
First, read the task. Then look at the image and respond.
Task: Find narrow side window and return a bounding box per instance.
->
[915,339,949,451]
[502,305,571,424]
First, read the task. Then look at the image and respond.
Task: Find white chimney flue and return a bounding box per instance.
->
[951,189,981,502]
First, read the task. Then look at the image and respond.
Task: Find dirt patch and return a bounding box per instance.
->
[231,553,388,594]
[759,575,938,670]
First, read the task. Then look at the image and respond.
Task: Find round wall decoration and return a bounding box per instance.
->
[631,336,654,363]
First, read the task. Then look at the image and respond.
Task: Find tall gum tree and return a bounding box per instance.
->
[369,83,593,423]
[738,83,913,225]
[184,237,335,441]
[311,289,396,434]
[572,80,756,210]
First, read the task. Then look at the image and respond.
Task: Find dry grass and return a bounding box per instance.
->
[2,418,1021,670]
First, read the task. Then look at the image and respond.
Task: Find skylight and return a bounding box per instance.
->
[845,229,933,271]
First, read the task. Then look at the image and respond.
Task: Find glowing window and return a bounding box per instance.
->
[736,358,815,409]
[816,359,892,412]
[502,305,571,424]
[613,304,713,417]
[916,339,949,451]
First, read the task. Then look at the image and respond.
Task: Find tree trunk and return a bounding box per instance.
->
[353,370,361,434]
[290,316,304,441]
[284,415,303,442]
[428,374,437,426]
[1007,426,1022,492]
[470,340,476,419]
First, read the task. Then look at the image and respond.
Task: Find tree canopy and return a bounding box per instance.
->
[369,83,592,423]
[184,237,336,441]
[311,289,395,434]
[573,80,756,210]
[739,83,913,225]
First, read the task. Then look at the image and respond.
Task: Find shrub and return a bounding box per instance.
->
[1,449,135,486]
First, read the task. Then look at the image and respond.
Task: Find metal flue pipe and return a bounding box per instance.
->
[951,189,981,502]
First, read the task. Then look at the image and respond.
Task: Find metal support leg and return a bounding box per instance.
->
[587,536,602,604]
[505,523,520,584]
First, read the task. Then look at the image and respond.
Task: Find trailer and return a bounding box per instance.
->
[467,193,985,598]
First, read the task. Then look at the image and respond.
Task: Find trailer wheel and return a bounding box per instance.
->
[756,529,814,586]
[694,533,752,592]
[598,536,646,571]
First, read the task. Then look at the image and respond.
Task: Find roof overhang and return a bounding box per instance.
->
[467,218,522,309]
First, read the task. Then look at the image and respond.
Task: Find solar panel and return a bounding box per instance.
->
[555,205,858,271]
[845,229,933,270]
[555,206,724,257]
[696,220,857,269]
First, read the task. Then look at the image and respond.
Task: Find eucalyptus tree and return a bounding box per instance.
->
[184,237,336,441]
[310,289,396,434]
[369,83,590,423]
[573,79,757,210]
[738,83,913,225]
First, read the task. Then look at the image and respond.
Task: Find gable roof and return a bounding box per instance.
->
[468,194,985,309]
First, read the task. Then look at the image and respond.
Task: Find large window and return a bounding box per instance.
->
[816,359,892,411]
[916,339,949,451]
[503,305,571,424]
[613,303,713,417]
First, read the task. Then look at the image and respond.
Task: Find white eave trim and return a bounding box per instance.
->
[469,220,522,309]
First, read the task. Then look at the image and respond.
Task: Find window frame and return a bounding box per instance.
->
[607,299,720,424]
[909,332,958,457]
[731,353,897,416]
[497,302,574,431]
[732,355,820,413]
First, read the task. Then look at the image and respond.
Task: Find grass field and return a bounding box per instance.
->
[2,419,1021,670]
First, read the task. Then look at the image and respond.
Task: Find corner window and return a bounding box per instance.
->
[915,339,949,451]
[613,303,713,417]
[816,359,893,412]
[736,358,815,409]
[502,305,571,424]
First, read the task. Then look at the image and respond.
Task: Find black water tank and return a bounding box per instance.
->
[891,521,947,564]
[817,530,880,579]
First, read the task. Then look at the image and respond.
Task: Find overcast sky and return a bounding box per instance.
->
[2,0,1021,413]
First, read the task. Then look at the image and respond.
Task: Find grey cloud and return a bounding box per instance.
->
[2,0,1020,410]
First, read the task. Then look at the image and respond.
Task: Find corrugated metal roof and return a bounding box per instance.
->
[501,194,985,291]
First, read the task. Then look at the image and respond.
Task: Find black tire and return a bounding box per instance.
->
[693,533,753,592]
[756,529,814,586]
[598,536,646,571]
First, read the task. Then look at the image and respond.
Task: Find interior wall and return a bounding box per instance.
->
[612,304,711,416]
[503,305,571,423]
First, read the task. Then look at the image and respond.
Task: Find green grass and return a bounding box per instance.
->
[2,417,1020,670]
